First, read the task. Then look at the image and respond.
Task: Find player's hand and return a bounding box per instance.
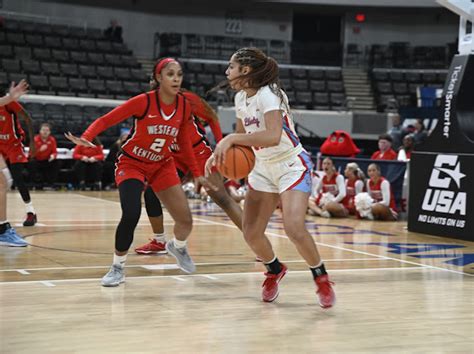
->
[213,135,234,166]
[65,132,95,147]
[195,176,218,192]
[204,155,215,177]
[8,80,29,101]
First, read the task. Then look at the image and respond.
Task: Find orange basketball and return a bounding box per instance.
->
[217,145,255,180]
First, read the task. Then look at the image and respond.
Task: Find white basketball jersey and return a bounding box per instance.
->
[235,85,302,161]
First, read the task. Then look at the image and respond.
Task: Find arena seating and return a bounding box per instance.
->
[181,59,346,111]
[157,33,291,64]
[0,18,148,99]
[371,68,447,110]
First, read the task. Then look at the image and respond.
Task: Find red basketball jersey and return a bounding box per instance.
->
[0,101,25,144]
[182,91,223,144]
[82,90,201,176]
[368,177,396,210]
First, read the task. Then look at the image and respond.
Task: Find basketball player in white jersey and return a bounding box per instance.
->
[208,48,335,308]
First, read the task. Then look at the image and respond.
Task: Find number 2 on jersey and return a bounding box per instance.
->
[150,138,166,153]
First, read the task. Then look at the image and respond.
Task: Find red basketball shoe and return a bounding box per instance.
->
[23,213,37,227]
[315,274,336,308]
[135,239,167,255]
[262,263,288,302]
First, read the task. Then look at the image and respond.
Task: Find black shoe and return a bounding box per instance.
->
[23,212,37,227]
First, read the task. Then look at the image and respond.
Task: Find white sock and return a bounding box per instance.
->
[153,233,166,243]
[113,253,127,268]
[309,261,323,269]
[264,256,277,265]
[173,238,187,249]
[25,202,35,214]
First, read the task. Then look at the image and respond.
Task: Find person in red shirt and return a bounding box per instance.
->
[0,80,29,246]
[66,57,215,287]
[0,81,37,226]
[370,134,397,160]
[309,157,347,218]
[29,123,59,189]
[72,137,104,191]
[135,87,243,255]
[365,163,398,221]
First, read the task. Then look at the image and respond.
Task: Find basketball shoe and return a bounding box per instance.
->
[315,274,336,308]
[101,264,125,287]
[23,212,37,227]
[165,241,196,273]
[0,225,28,247]
[135,239,167,254]
[262,263,288,302]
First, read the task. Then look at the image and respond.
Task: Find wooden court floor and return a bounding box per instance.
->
[1,191,473,353]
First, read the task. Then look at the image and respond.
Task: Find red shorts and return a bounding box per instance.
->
[173,144,213,176]
[115,155,180,193]
[0,141,28,164]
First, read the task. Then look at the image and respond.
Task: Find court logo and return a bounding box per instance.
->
[421,154,466,215]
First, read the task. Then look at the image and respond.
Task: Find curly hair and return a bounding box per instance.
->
[212,47,289,112]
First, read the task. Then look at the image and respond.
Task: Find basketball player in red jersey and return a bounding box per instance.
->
[135,83,243,255]
[0,81,38,226]
[0,80,30,246]
[365,163,398,221]
[66,58,216,286]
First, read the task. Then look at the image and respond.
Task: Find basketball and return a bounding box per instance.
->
[217,145,255,180]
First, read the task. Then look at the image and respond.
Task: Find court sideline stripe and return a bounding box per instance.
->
[0,258,383,273]
[66,194,474,277]
[0,266,428,286]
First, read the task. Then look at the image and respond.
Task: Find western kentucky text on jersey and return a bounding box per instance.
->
[131,145,165,162]
[146,125,179,137]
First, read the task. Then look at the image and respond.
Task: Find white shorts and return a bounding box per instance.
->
[248,150,313,194]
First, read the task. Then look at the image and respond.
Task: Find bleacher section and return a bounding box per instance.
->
[156,33,291,64]
[20,95,128,148]
[181,59,346,111]
[371,68,447,110]
[368,42,454,69]
[0,18,148,99]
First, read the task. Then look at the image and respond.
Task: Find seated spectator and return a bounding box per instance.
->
[102,130,129,189]
[104,19,123,42]
[224,179,246,203]
[29,123,59,189]
[308,157,347,218]
[387,113,403,150]
[342,162,365,215]
[371,134,397,160]
[413,119,428,146]
[355,163,397,221]
[72,137,104,190]
[397,134,415,161]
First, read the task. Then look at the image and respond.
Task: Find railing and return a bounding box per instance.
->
[0,10,88,29]
[153,32,291,63]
